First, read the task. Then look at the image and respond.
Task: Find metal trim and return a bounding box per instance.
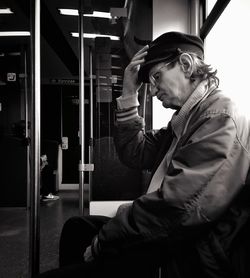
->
[200,0,231,39]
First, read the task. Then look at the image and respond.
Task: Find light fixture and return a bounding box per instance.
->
[59,9,111,19]
[58,9,78,16]
[0,31,30,37]
[71,32,120,41]
[84,11,111,19]
[0,8,13,14]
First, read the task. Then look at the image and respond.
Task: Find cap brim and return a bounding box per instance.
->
[138,53,178,83]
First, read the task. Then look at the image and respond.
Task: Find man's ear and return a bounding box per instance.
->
[179,53,193,78]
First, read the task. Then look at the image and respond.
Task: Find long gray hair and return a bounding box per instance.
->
[188,52,219,87]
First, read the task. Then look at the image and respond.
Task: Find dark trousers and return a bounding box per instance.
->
[40,165,55,196]
[35,215,161,278]
[59,215,109,267]
[35,213,250,278]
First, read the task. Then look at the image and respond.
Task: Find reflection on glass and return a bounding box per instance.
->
[0,1,31,277]
[0,0,153,276]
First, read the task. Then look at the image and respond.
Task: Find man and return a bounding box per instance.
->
[40,154,60,202]
[38,31,250,278]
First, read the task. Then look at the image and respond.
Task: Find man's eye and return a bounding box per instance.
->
[154,72,160,81]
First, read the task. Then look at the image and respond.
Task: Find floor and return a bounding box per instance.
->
[0,190,86,278]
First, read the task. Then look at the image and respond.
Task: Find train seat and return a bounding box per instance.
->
[89,200,133,217]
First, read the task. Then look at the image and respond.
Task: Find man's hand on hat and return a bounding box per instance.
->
[122,45,149,97]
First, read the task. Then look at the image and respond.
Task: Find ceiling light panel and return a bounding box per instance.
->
[59,8,78,16]
[0,8,13,14]
[85,11,111,19]
[0,31,30,37]
[59,9,111,19]
[71,32,119,40]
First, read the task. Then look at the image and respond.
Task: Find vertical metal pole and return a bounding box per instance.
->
[29,0,41,276]
[108,98,111,154]
[24,50,31,209]
[78,0,85,215]
[142,83,148,120]
[190,0,200,35]
[89,48,94,202]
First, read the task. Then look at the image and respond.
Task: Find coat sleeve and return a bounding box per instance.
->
[114,116,173,171]
[97,114,244,256]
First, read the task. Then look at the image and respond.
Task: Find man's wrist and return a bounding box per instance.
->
[116,107,139,123]
[116,93,139,110]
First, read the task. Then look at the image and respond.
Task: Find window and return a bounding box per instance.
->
[205,0,250,118]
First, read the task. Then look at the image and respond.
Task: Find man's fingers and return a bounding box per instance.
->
[127,59,145,71]
[134,45,149,57]
[131,51,148,62]
[132,45,149,61]
[125,45,149,73]
[130,59,145,67]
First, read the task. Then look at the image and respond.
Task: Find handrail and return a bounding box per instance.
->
[78,0,85,215]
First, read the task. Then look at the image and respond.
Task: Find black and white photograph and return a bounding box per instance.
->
[0,0,250,277]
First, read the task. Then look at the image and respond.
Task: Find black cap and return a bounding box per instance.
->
[138,31,204,83]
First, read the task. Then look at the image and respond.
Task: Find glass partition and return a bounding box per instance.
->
[0,1,31,276]
[0,0,153,276]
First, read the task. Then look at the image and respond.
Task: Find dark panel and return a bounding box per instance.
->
[0,53,27,207]
[41,1,79,76]
[41,85,62,142]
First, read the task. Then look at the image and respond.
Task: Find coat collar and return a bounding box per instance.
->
[171,80,217,139]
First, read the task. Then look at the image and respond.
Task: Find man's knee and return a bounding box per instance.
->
[62,216,87,235]
[63,216,82,228]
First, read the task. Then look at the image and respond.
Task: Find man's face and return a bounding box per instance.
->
[148,60,186,110]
